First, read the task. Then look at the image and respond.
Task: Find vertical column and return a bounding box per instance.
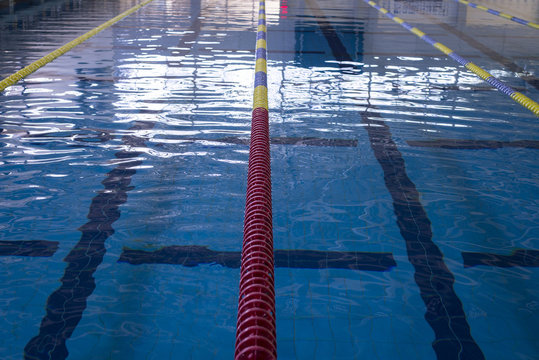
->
[234,1,277,359]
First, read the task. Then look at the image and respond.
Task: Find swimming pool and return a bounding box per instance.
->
[1,0,538,358]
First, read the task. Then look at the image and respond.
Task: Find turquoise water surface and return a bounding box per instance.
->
[1,0,538,359]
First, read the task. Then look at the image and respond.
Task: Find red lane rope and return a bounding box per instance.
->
[234,106,276,360]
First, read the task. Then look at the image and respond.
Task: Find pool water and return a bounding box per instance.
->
[1,0,538,359]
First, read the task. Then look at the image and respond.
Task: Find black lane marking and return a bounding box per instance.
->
[172,1,204,56]
[266,50,326,54]
[0,240,59,257]
[407,139,539,150]
[360,51,485,59]
[463,249,539,268]
[24,121,153,360]
[295,13,369,21]
[23,130,114,148]
[407,3,539,91]
[362,112,485,359]
[116,45,327,54]
[304,0,354,65]
[270,29,445,36]
[115,2,204,56]
[118,245,396,271]
[23,3,207,355]
[180,136,357,147]
[113,50,536,61]
[2,129,112,141]
[307,0,484,357]
[270,137,357,147]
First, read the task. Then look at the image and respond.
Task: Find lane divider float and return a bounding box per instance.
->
[363,0,539,117]
[452,0,539,29]
[0,0,156,92]
[234,1,277,359]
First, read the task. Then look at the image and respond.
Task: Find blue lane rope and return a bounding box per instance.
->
[363,0,539,117]
[452,0,539,29]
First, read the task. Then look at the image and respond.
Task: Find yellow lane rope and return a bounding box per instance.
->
[453,0,539,30]
[364,0,539,117]
[0,0,156,92]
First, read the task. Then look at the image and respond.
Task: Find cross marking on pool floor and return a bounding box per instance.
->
[3,240,537,270]
[118,245,396,271]
[0,240,396,271]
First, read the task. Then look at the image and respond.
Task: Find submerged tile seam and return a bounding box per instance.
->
[305,0,485,358]
[363,0,539,117]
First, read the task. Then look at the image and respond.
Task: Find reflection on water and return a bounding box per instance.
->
[1,0,538,359]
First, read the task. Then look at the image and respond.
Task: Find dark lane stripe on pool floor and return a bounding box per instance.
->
[304,0,354,64]
[23,4,209,356]
[407,139,539,150]
[181,136,358,147]
[304,0,484,357]
[7,132,358,150]
[463,249,539,268]
[118,246,396,271]
[0,240,59,257]
[24,121,154,360]
[362,111,485,360]
[269,137,356,146]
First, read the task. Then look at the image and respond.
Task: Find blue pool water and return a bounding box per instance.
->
[1,0,538,359]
